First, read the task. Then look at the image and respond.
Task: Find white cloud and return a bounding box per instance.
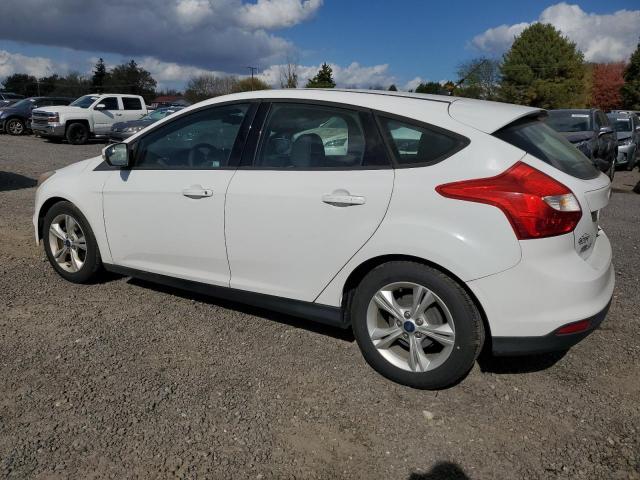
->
[402,76,425,91]
[471,2,640,62]
[239,0,323,29]
[0,50,65,78]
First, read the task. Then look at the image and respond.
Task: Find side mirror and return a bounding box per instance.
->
[635,125,640,132]
[94,103,106,110]
[598,126,613,136]
[102,143,131,168]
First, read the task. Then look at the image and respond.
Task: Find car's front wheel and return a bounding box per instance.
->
[350,261,484,389]
[43,201,102,283]
[66,123,89,145]
[6,118,25,135]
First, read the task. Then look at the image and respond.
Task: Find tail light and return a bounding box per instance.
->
[436,162,582,240]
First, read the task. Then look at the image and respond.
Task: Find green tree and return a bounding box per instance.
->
[388,84,398,91]
[415,81,442,94]
[455,57,501,100]
[621,39,640,109]
[232,77,270,92]
[306,63,336,88]
[92,58,108,92]
[103,60,156,101]
[1,73,38,96]
[500,23,585,108]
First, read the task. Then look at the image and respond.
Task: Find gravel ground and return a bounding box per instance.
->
[1,134,639,479]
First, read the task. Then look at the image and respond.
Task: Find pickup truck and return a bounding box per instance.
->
[31,93,147,145]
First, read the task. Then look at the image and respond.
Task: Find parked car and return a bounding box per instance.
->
[0,92,24,107]
[34,90,613,389]
[109,106,184,142]
[0,96,74,135]
[546,109,617,179]
[31,93,147,145]
[607,112,640,171]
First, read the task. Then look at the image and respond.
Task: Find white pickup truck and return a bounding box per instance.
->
[31,93,147,145]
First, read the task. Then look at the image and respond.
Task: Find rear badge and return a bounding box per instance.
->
[578,233,593,253]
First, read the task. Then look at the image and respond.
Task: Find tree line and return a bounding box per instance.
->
[2,24,639,110]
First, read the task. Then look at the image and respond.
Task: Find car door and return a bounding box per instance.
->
[102,102,255,286]
[121,96,146,122]
[93,96,122,134]
[225,101,394,302]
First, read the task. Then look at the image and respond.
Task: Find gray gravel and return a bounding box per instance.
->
[1,134,639,479]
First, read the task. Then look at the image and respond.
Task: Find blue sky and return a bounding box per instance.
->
[0,0,639,91]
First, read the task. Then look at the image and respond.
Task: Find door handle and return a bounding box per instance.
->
[182,185,213,198]
[322,192,366,206]
[115,113,123,116]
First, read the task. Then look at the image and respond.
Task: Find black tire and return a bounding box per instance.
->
[626,148,637,171]
[6,118,25,136]
[349,261,484,389]
[43,201,102,284]
[66,122,89,145]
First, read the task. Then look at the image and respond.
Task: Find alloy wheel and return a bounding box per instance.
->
[366,282,456,373]
[7,120,24,135]
[48,214,87,273]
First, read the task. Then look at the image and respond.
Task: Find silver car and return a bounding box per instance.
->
[607,112,640,171]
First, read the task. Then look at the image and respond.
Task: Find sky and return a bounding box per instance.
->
[0,0,639,92]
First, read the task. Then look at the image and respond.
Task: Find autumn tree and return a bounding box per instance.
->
[306,63,336,88]
[621,39,640,109]
[279,56,299,88]
[184,74,237,102]
[590,63,625,111]
[500,23,585,108]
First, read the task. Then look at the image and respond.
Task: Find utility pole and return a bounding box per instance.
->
[247,66,257,90]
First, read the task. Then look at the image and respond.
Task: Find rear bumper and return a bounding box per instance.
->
[491,300,610,355]
[468,229,614,341]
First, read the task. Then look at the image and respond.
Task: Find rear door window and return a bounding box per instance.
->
[494,117,600,180]
[122,97,143,110]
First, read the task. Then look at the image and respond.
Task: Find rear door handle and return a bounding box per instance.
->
[322,192,366,206]
[182,185,213,198]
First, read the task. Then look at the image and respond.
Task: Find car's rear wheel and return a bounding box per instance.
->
[43,201,102,283]
[66,123,89,145]
[350,261,484,389]
[6,118,25,135]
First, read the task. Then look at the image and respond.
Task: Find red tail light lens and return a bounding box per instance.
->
[436,162,582,240]
[555,319,591,335]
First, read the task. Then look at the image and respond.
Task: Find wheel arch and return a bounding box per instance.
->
[65,119,91,132]
[340,254,492,343]
[37,196,69,241]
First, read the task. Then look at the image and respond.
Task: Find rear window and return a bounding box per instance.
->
[122,97,143,110]
[494,118,599,180]
[546,111,592,132]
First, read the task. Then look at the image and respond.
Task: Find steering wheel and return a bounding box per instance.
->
[188,143,220,168]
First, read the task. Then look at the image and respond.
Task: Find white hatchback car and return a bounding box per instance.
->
[34,89,614,389]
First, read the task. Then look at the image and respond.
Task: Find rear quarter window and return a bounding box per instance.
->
[378,116,468,167]
[494,117,600,180]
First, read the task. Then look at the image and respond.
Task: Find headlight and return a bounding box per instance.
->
[619,138,633,146]
[37,170,56,186]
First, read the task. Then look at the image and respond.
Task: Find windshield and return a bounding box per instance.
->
[607,116,632,132]
[494,118,600,180]
[10,98,36,109]
[69,95,99,109]
[546,111,592,132]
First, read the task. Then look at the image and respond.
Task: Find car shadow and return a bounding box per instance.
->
[409,462,471,479]
[477,350,566,374]
[125,277,355,343]
[0,171,37,192]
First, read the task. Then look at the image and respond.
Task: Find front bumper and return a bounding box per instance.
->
[616,144,634,165]
[109,131,135,142]
[31,122,65,137]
